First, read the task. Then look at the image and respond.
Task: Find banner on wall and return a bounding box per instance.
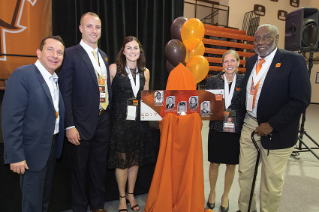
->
[0,0,52,89]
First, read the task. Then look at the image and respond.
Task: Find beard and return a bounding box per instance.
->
[255,41,277,57]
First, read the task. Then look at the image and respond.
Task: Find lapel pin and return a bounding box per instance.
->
[105,57,108,61]
[236,87,240,91]
[276,63,281,67]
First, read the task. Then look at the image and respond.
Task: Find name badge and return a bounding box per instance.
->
[246,94,254,111]
[99,85,106,102]
[223,117,235,132]
[250,86,256,95]
[126,98,138,120]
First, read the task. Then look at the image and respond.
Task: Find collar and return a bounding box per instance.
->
[80,40,99,55]
[35,60,58,81]
[258,47,278,62]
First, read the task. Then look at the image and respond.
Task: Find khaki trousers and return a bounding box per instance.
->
[238,114,294,212]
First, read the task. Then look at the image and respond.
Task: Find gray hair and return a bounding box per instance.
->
[256,24,279,36]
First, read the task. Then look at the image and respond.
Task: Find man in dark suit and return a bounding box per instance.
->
[166,96,175,109]
[2,36,65,212]
[58,12,112,212]
[201,101,210,114]
[237,24,311,212]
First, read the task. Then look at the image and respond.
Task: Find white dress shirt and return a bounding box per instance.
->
[246,48,278,118]
[35,60,59,134]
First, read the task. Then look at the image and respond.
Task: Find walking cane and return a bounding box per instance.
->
[248,131,260,212]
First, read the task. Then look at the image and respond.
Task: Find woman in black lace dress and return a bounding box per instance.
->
[108,36,155,212]
[206,50,244,212]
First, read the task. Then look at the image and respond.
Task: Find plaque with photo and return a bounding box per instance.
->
[140,90,225,121]
[254,4,266,16]
[290,0,299,7]
[278,10,287,21]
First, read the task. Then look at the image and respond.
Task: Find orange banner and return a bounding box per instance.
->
[0,0,52,89]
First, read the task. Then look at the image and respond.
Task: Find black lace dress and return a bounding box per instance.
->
[108,71,155,169]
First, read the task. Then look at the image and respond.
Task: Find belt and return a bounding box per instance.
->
[52,133,59,139]
[247,113,257,122]
[99,108,105,115]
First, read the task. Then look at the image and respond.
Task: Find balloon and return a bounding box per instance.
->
[171,17,188,41]
[181,18,205,50]
[165,39,186,67]
[185,41,205,63]
[186,55,209,83]
[166,60,175,74]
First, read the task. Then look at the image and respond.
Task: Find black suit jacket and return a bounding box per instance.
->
[207,72,245,133]
[58,44,112,140]
[2,64,65,171]
[241,49,311,149]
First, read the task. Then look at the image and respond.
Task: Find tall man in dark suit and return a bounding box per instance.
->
[58,12,112,212]
[2,36,65,212]
[237,24,311,212]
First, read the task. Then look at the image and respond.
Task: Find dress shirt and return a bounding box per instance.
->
[246,48,278,118]
[35,60,59,134]
[80,40,107,78]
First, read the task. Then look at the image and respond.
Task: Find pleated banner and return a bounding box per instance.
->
[0,0,52,89]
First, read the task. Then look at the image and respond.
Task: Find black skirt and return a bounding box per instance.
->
[207,129,240,164]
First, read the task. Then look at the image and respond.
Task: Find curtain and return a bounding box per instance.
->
[52,0,184,90]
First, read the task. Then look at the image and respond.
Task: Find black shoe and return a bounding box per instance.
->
[220,197,229,212]
[206,201,215,209]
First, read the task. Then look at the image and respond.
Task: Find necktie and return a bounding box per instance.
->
[92,50,109,109]
[252,59,265,109]
[50,76,59,133]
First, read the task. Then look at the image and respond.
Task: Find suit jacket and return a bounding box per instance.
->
[166,104,174,109]
[207,72,245,133]
[2,64,65,171]
[58,44,112,140]
[241,49,311,149]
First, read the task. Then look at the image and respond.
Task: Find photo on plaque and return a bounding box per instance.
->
[154,90,164,104]
[201,101,210,114]
[166,96,175,109]
[189,96,198,110]
[177,101,187,115]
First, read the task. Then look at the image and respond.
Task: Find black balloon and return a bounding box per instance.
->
[165,39,186,67]
[171,17,188,41]
[166,60,176,74]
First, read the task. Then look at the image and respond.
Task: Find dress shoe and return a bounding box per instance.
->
[206,201,215,209]
[220,197,229,212]
[118,195,128,212]
[126,192,139,211]
[90,209,107,212]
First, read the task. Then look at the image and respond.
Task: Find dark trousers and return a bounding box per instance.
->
[20,137,57,212]
[71,110,111,212]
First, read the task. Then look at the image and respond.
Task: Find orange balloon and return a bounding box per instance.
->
[181,18,205,50]
[185,41,205,63]
[186,56,209,83]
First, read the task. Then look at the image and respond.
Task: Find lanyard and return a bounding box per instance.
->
[89,50,106,76]
[224,74,236,109]
[125,66,140,98]
[252,59,267,86]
